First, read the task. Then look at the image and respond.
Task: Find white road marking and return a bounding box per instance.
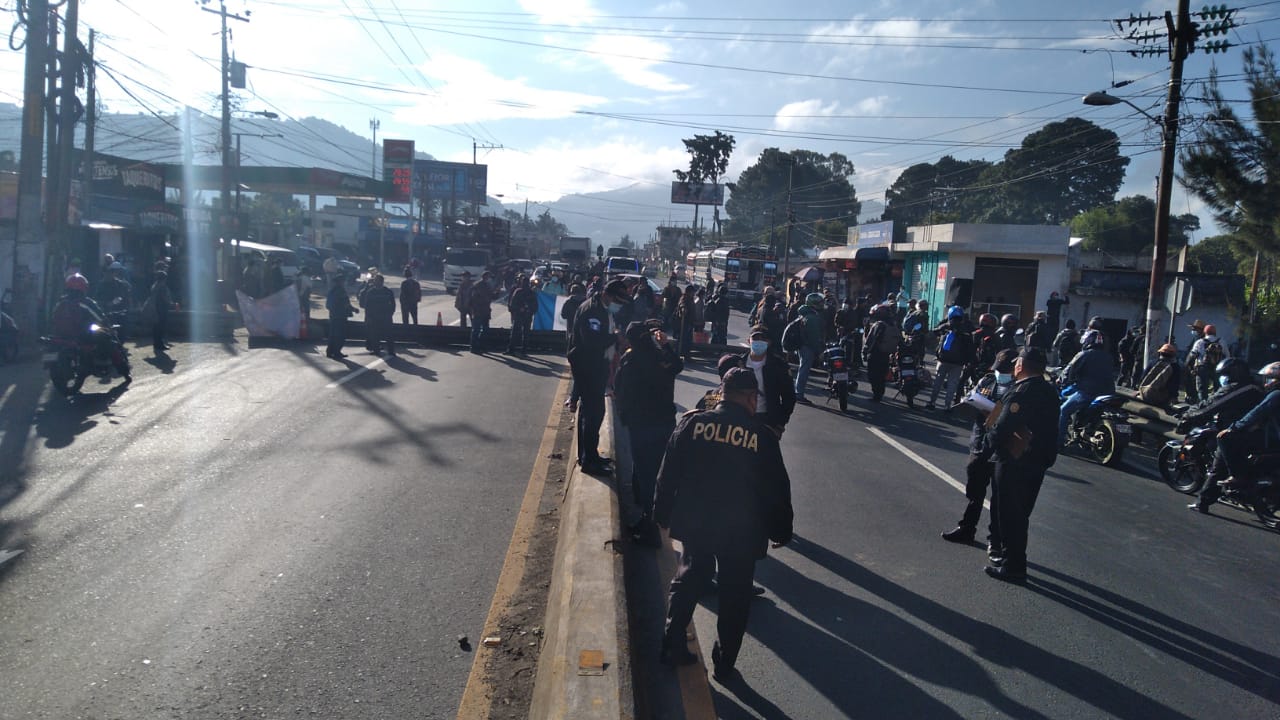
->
[326,357,385,389]
[867,426,989,510]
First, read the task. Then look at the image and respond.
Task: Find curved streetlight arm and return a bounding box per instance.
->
[1082,91,1161,125]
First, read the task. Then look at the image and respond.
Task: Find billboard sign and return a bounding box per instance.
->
[670,181,724,206]
[413,160,488,205]
[383,139,415,203]
[848,220,893,248]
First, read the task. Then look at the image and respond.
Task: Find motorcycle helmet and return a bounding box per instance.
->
[1203,323,1217,336]
[1257,361,1280,390]
[1000,313,1018,328]
[1081,329,1104,351]
[917,299,929,309]
[1157,343,1177,357]
[979,313,997,329]
[1217,357,1250,385]
[65,273,89,293]
[947,305,964,320]
[806,292,824,306]
[108,261,125,272]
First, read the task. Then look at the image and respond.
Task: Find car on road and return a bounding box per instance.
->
[605,256,642,275]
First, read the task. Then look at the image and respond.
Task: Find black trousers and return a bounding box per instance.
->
[327,316,347,356]
[991,458,1047,570]
[401,306,418,325]
[575,372,607,464]
[959,454,999,547]
[867,353,890,400]
[664,545,756,669]
[508,315,532,351]
[152,309,169,353]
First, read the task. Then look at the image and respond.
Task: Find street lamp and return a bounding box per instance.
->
[1083,89,1180,369]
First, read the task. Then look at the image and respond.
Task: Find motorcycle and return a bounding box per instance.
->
[41,323,132,396]
[1060,386,1132,466]
[822,336,858,412]
[1158,420,1216,494]
[892,336,930,409]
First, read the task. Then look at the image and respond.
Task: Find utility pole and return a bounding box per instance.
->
[201,0,249,279]
[369,117,379,179]
[1115,0,1235,368]
[12,0,51,341]
[49,0,81,304]
[782,156,795,299]
[472,141,501,220]
[82,29,95,227]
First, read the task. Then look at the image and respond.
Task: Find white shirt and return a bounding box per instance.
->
[746,355,767,413]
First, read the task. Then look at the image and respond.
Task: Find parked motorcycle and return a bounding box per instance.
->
[822,337,857,412]
[41,324,132,396]
[892,336,929,409]
[1061,389,1132,466]
[1158,420,1216,494]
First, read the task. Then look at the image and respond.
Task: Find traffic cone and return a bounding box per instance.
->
[436,312,443,327]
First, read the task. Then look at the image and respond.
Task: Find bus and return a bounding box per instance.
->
[709,246,779,310]
[693,249,714,283]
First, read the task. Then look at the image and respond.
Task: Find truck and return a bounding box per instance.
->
[558,236,591,272]
[444,217,512,294]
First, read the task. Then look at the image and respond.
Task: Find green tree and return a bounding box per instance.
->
[975,117,1130,224]
[883,156,991,228]
[617,234,633,250]
[674,130,736,243]
[1181,45,1280,256]
[723,148,861,252]
[1187,234,1250,275]
[1069,195,1198,255]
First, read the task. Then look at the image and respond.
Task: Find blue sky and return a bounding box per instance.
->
[2,0,1277,234]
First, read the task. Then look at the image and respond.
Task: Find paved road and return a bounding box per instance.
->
[0,333,564,718]
[647,310,1280,718]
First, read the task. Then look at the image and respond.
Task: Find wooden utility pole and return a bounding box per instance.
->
[200,0,248,279]
[49,0,81,299]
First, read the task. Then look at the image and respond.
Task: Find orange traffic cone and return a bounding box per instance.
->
[436,312,443,327]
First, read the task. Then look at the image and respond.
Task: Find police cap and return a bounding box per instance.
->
[721,366,759,393]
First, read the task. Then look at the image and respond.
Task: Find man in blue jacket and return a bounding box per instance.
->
[1058,331,1115,447]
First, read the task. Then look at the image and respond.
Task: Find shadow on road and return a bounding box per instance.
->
[1027,564,1280,701]
[772,534,1200,719]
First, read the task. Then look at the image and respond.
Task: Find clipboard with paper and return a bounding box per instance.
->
[984,396,1033,460]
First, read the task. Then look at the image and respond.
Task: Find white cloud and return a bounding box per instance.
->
[774,99,840,131]
[393,52,607,126]
[584,36,691,92]
[852,95,891,115]
[519,0,600,26]
[486,138,687,201]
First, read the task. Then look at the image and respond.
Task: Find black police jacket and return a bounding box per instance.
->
[986,375,1060,469]
[653,402,793,559]
[568,297,615,376]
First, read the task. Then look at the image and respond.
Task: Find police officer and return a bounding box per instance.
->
[985,347,1059,583]
[941,348,1019,557]
[653,367,793,681]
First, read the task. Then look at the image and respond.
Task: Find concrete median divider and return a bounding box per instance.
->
[530,399,633,718]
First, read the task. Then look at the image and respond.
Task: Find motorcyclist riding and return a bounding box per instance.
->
[1058,330,1115,447]
[1185,358,1266,513]
[1209,361,1280,495]
[52,273,110,355]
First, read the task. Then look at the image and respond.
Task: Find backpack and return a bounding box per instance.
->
[1199,340,1224,375]
[1137,360,1175,406]
[782,316,806,352]
[937,329,971,365]
[874,321,900,354]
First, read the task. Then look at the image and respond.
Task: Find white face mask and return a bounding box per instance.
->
[1219,375,1231,387]
[996,372,1013,384]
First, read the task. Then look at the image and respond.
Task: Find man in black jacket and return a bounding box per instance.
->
[654,367,793,682]
[360,273,397,356]
[1185,358,1265,513]
[984,347,1059,583]
[569,279,631,474]
[705,285,730,345]
[507,274,537,354]
[615,320,684,546]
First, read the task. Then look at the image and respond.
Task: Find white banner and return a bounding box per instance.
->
[237,286,302,339]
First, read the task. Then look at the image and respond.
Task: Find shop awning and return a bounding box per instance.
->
[818,246,890,262]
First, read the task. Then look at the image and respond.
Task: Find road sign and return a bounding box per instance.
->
[1165,278,1194,314]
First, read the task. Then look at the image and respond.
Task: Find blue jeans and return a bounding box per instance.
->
[470,315,490,350]
[796,345,816,399]
[1058,391,1094,446]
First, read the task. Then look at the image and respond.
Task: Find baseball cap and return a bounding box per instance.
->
[721,366,759,393]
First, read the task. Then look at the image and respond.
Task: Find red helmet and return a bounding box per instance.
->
[978,313,996,328]
[65,273,89,293]
[1203,323,1217,336]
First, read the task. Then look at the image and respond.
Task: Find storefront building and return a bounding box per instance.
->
[817,221,902,303]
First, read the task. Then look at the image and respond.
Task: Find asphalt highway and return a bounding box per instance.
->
[654,310,1280,719]
[0,324,565,718]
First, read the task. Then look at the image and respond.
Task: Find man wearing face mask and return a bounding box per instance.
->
[941,348,1019,556]
[569,279,632,475]
[714,325,797,438]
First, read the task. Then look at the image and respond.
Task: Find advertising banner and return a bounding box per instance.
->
[413,160,488,205]
[670,181,724,206]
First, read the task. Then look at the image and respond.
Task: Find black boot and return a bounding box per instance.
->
[659,636,698,666]
[941,526,976,543]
